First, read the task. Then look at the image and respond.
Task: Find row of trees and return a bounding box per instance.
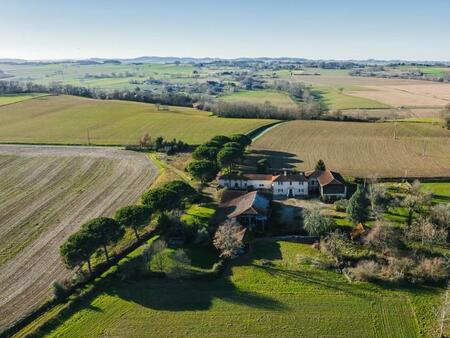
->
[186,134,252,184]
[0,80,194,107]
[60,180,197,275]
[208,100,323,120]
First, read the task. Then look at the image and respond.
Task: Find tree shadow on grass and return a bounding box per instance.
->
[105,276,286,312]
[244,150,303,170]
[250,264,379,301]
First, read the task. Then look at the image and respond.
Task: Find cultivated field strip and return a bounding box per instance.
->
[0,145,157,331]
[252,120,450,177]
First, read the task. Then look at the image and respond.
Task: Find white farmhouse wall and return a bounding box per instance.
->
[273,181,308,198]
[246,179,272,190]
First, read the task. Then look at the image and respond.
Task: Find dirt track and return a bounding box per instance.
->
[0,145,158,331]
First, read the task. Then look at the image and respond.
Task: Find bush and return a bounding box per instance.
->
[415,257,448,282]
[383,257,415,282]
[51,281,68,301]
[364,222,399,254]
[334,199,349,212]
[348,260,381,282]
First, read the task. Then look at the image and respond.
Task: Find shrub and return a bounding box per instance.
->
[364,222,399,254]
[334,199,349,212]
[348,260,381,282]
[51,281,68,301]
[383,257,415,282]
[415,257,448,282]
[303,207,335,236]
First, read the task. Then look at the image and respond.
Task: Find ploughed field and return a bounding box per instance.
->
[40,241,441,338]
[0,145,157,331]
[251,120,450,177]
[0,95,275,145]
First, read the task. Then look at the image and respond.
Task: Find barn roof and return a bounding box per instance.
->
[306,169,345,186]
[221,191,270,219]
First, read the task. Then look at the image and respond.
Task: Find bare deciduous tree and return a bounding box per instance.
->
[213,220,244,259]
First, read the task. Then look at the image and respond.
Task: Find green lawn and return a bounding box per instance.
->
[0,95,275,145]
[39,241,443,338]
[220,90,299,109]
[0,93,47,106]
[422,181,450,204]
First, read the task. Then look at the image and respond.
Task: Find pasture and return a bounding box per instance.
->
[0,95,275,145]
[251,120,450,177]
[37,241,442,338]
[220,90,299,109]
[0,145,157,331]
[0,93,47,106]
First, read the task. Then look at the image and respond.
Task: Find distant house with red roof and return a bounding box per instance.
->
[218,169,346,200]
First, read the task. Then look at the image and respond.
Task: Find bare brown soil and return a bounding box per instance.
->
[0,145,157,331]
[251,120,450,178]
[347,84,450,108]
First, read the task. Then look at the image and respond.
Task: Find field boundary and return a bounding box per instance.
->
[246,121,285,141]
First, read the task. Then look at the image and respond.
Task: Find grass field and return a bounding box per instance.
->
[36,240,444,338]
[0,63,195,90]
[220,90,299,109]
[0,93,47,106]
[0,145,157,331]
[315,86,392,110]
[251,120,450,177]
[0,95,275,145]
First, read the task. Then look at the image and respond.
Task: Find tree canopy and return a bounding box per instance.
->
[346,184,370,224]
[82,217,124,261]
[186,160,218,184]
[115,205,152,240]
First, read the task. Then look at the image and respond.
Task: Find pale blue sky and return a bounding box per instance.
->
[1,0,449,61]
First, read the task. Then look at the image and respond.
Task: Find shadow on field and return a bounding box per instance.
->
[245,150,302,170]
[105,276,285,312]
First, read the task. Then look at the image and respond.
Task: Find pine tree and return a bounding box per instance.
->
[346,184,369,224]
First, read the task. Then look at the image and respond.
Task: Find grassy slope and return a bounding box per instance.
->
[0,93,47,106]
[220,90,299,109]
[251,120,450,177]
[0,95,275,145]
[40,241,444,338]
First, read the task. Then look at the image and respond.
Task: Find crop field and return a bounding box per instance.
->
[0,95,275,145]
[0,93,47,106]
[0,145,157,331]
[220,90,298,109]
[290,69,450,117]
[347,84,450,108]
[251,120,450,177]
[37,241,444,338]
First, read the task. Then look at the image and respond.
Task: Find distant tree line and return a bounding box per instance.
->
[0,80,195,107]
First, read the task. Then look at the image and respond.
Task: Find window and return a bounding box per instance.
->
[259,184,264,187]
[289,181,292,185]
[278,189,283,193]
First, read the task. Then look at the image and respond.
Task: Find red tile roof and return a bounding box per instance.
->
[306,169,345,186]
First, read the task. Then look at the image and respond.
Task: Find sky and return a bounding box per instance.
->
[1,0,449,61]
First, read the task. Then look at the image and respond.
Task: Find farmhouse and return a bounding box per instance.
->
[216,191,270,230]
[305,169,347,198]
[218,169,346,199]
